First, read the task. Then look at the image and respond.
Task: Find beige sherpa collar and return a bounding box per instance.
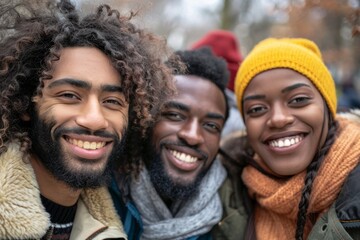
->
[0,143,50,239]
[0,142,124,239]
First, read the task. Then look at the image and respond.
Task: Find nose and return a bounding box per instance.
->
[75,97,108,131]
[177,119,204,146]
[266,103,294,129]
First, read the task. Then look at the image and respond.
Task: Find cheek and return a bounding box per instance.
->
[153,121,180,138]
[112,113,129,135]
[37,104,66,128]
[245,118,263,144]
[151,122,172,148]
[36,96,74,123]
[205,135,221,161]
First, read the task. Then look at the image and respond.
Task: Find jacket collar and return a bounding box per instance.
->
[0,142,126,239]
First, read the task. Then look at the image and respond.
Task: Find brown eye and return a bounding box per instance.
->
[289,96,311,106]
[246,105,267,116]
[204,122,221,133]
[162,112,184,121]
[59,92,80,101]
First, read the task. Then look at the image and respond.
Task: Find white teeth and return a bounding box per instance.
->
[67,138,106,150]
[269,135,303,148]
[170,150,198,163]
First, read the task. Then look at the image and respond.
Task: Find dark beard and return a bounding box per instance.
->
[29,113,126,190]
[143,138,207,201]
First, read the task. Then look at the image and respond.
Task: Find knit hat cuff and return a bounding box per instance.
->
[235,38,337,117]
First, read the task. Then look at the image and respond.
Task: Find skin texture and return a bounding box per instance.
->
[242,68,328,176]
[30,47,129,205]
[148,75,226,200]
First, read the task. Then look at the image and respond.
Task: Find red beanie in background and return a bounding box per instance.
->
[190,30,243,92]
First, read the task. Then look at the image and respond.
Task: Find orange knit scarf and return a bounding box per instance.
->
[242,118,360,240]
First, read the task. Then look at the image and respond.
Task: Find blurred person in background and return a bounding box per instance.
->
[191,30,245,137]
[338,73,360,111]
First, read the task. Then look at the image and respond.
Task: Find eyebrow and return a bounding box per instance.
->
[243,83,312,103]
[163,100,225,120]
[163,101,190,112]
[47,78,123,93]
[281,83,311,93]
[47,78,90,90]
[101,84,123,93]
[243,94,266,103]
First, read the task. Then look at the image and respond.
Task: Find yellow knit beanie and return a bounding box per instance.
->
[235,38,337,117]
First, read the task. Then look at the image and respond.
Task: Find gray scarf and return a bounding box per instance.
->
[130,159,227,240]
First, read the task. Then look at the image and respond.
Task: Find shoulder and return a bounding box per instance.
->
[308,163,360,240]
[335,163,360,229]
[108,179,143,240]
[337,109,360,124]
[212,177,249,240]
[0,142,50,239]
[308,203,355,239]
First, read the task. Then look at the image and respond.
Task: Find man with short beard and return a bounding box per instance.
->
[0,0,174,239]
[110,48,232,240]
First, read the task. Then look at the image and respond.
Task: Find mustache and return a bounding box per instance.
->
[54,127,119,140]
[159,140,208,161]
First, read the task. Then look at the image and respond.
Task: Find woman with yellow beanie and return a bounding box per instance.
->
[217,38,360,240]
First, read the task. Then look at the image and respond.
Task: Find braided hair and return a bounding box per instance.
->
[295,107,339,239]
[0,0,175,174]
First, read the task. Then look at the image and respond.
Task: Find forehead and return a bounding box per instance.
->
[244,68,318,94]
[172,75,226,113]
[49,47,121,87]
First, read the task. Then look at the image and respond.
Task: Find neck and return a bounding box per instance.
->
[161,195,173,209]
[30,155,81,206]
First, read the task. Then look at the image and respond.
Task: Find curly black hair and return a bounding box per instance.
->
[0,0,176,174]
[170,47,230,120]
[295,113,339,240]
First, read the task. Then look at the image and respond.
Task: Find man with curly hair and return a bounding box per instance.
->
[0,0,174,239]
[110,47,235,240]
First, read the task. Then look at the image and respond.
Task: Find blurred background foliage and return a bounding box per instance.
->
[10,0,359,110]
[79,0,359,110]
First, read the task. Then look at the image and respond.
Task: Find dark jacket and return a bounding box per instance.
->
[211,130,253,240]
[307,163,360,240]
[211,177,250,240]
[109,179,212,240]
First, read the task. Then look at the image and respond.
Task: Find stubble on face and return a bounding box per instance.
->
[29,112,127,190]
[142,136,208,201]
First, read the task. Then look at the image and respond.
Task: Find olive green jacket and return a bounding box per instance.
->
[308,160,360,240]
[211,177,249,240]
[308,204,359,240]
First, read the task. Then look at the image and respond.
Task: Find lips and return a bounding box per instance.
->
[170,149,198,163]
[163,145,206,172]
[63,135,113,160]
[268,134,304,148]
[66,137,106,150]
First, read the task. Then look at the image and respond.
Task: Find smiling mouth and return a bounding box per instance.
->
[268,134,304,148]
[66,137,107,150]
[170,149,198,163]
